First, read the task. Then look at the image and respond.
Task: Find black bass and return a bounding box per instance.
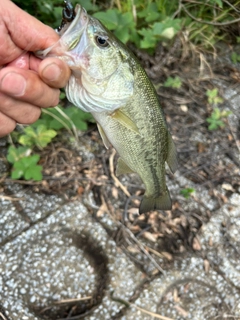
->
[38,1,178,213]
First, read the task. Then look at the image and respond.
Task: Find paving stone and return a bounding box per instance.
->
[0,201,142,320]
[124,254,240,319]
[122,195,240,319]
[200,194,240,289]
[0,200,28,244]
[4,184,64,222]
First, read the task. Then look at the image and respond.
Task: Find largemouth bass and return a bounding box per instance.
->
[39,1,178,213]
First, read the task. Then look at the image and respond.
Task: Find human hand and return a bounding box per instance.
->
[0,0,71,137]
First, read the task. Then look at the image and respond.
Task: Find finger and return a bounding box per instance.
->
[0,111,16,137]
[0,0,60,64]
[7,52,30,70]
[0,67,60,108]
[0,92,41,125]
[38,58,71,88]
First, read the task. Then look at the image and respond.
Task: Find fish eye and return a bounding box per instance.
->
[95,36,109,48]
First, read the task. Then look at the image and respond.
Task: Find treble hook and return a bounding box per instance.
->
[57,0,76,32]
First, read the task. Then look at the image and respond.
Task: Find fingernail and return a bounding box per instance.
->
[0,72,26,96]
[42,63,62,81]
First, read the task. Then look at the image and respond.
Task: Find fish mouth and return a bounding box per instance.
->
[36,4,89,59]
[57,4,89,40]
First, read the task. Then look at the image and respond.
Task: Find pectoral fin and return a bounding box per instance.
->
[97,123,111,149]
[116,158,134,176]
[111,109,139,134]
[166,133,178,174]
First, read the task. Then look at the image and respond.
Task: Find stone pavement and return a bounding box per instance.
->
[1,173,240,319]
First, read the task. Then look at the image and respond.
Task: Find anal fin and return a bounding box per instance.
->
[116,158,134,176]
[116,158,134,177]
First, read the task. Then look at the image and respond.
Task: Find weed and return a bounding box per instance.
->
[13,0,240,51]
[18,125,57,149]
[163,76,182,88]
[206,108,232,130]
[206,88,223,105]
[180,188,195,198]
[7,105,93,181]
[7,146,43,181]
[231,52,240,64]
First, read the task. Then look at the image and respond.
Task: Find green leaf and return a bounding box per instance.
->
[164,76,182,88]
[78,0,98,12]
[36,125,57,148]
[206,89,223,105]
[64,107,93,130]
[207,119,224,130]
[11,167,24,180]
[72,118,88,131]
[93,10,119,30]
[7,146,31,164]
[18,124,57,149]
[114,12,135,43]
[115,27,130,44]
[18,126,38,147]
[23,154,40,167]
[153,18,182,39]
[180,188,195,198]
[231,52,240,64]
[24,165,43,181]
[207,88,218,98]
[129,29,141,47]
[10,154,43,181]
[32,118,50,128]
[23,126,38,138]
[137,3,160,23]
[221,110,232,117]
[138,28,157,49]
[59,91,66,100]
[209,0,223,8]
[206,107,231,130]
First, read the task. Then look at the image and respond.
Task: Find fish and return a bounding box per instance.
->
[38,1,178,214]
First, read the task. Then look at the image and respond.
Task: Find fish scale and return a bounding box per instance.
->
[37,2,178,213]
[93,63,170,208]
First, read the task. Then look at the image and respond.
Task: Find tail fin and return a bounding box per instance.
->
[139,189,172,214]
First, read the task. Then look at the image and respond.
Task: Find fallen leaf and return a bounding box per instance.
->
[111,186,118,199]
[96,203,108,217]
[174,305,188,317]
[222,183,235,192]
[127,246,140,254]
[204,259,210,273]
[77,186,84,195]
[161,251,173,261]
[192,237,201,251]
[180,105,188,112]
[197,142,206,153]
[143,231,158,242]
[209,237,213,246]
